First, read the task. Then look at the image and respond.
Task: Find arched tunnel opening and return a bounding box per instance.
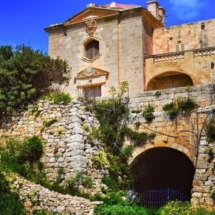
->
[131,147,195,207]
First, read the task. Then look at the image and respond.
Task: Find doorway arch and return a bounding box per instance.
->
[131,147,195,207]
[147,72,193,91]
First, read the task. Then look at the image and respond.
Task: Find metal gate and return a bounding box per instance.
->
[138,188,189,207]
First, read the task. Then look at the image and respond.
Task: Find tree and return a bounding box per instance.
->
[0,45,70,117]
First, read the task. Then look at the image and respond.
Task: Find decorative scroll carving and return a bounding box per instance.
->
[76,67,109,79]
[85,18,97,36]
[82,67,96,76]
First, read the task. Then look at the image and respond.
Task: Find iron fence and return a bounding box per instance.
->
[138,188,189,207]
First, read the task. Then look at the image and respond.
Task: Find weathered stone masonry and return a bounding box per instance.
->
[1,84,215,209]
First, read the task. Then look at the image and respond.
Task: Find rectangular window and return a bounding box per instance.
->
[84,85,101,98]
[181,44,184,51]
[176,45,179,52]
[176,44,184,52]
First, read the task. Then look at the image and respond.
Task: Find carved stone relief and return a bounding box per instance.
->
[85,18,97,36]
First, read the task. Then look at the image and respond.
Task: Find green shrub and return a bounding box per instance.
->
[178,98,198,113]
[43,118,57,127]
[156,201,215,215]
[163,102,178,120]
[211,191,215,200]
[154,91,161,98]
[205,117,215,141]
[94,203,156,215]
[0,45,70,118]
[0,172,26,215]
[207,148,214,163]
[134,121,141,130]
[163,98,198,120]
[122,127,149,146]
[92,151,108,169]
[48,92,72,104]
[131,109,142,114]
[19,136,43,165]
[142,104,155,123]
[102,176,119,191]
[0,136,44,181]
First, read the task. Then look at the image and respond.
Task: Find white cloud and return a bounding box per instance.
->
[169,0,208,20]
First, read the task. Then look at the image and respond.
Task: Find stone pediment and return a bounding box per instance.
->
[76,67,109,79]
[64,8,119,26]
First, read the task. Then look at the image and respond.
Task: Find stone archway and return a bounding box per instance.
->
[131,147,195,207]
[147,72,193,91]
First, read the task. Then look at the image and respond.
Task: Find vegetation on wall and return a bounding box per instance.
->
[44,92,72,104]
[142,104,155,123]
[0,45,70,118]
[204,117,215,142]
[0,136,44,182]
[0,172,26,215]
[163,97,198,120]
[85,82,155,191]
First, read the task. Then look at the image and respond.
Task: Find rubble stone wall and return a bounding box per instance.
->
[5,173,100,215]
[0,100,108,191]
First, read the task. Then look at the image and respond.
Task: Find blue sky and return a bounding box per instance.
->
[0,0,214,53]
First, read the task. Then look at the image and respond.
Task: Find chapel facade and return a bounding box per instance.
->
[45,0,215,98]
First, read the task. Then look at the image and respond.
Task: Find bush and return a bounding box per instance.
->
[163,98,198,120]
[0,45,70,118]
[19,136,43,165]
[0,172,26,215]
[0,136,44,181]
[48,92,72,104]
[142,104,155,123]
[94,203,156,215]
[178,98,198,113]
[205,117,215,141]
[156,201,215,215]
[43,118,57,127]
[163,102,178,120]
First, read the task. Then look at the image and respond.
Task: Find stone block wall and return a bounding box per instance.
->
[118,14,144,93]
[127,84,215,163]
[153,19,215,54]
[48,17,120,97]
[145,48,215,89]
[1,84,215,209]
[191,106,215,208]
[0,100,108,192]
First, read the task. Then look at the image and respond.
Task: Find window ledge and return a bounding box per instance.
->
[81,53,101,63]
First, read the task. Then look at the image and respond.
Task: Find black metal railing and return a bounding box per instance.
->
[138,188,189,208]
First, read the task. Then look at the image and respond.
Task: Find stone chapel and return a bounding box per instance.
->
[45,0,215,98]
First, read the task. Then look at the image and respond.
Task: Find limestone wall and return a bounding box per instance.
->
[127,84,215,163]
[191,106,215,208]
[5,173,100,215]
[145,47,215,89]
[153,19,215,54]
[0,100,108,191]
[1,84,215,209]
[118,13,144,93]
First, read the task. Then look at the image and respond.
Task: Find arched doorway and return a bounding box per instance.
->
[147,72,193,91]
[131,147,195,207]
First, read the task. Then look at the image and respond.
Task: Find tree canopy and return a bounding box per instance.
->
[0,45,70,117]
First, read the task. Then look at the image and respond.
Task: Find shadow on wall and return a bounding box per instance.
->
[147,73,193,91]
